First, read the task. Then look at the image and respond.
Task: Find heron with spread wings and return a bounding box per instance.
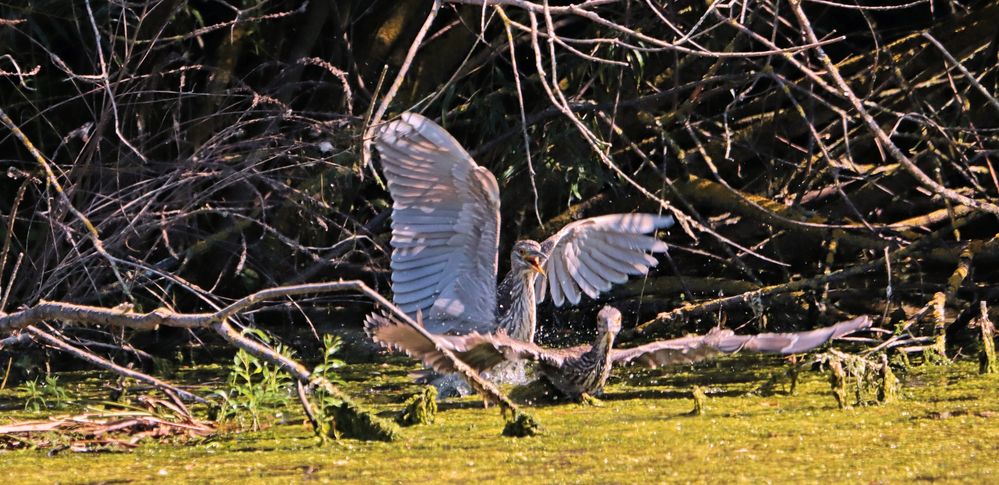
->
[366,307,872,400]
[374,113,674,344]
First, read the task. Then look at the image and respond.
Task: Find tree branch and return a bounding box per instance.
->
[0,280,519,414]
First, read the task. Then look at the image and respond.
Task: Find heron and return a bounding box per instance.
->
[366,306,873,401]
[374,112,675,346]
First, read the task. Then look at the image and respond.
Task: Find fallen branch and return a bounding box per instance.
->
[0,404,214,452]
[632,219,999,339]
[0,280,520,438]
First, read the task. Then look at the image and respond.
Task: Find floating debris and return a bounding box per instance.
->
[821,349,903,408]
[502,412,540,437]
[877,354,900,404]
[0,398,213,452]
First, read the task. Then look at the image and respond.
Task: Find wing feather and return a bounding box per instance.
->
[394,283,445,306]
[603,233,669,252]
[595,237,657,273]
[563,241,601,299]
[611,316,873,367]
[365,312,567,373]
[364,312,463,374]
[536,214,674,306]
[389,252,452,270]
[575,255,613,295]
[391,267,446,291]
[390,237,453,249]
[376,113,501,334]
[552,251,577,306]
[391,244,454,262]
[580,249,630,283]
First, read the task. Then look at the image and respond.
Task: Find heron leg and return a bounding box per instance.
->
[578,392,604,407]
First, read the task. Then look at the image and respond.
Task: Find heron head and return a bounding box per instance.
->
[597,306,622,335]
[511,240,546,276]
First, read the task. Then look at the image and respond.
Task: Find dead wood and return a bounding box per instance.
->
[0,402,214,452]
[0,280,519,439]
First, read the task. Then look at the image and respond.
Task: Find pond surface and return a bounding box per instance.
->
[2,355,997,483]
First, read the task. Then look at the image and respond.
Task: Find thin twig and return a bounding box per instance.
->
[920,32,999,116]
[25,326,208,404]
[0,107,133,298]
[788,0,999,216]
[361,0,443,176]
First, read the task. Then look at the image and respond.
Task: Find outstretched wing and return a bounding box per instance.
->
[364,312,465,373]
[611,316,872,368]
[376,113,501,334]
[536,214,674,306]
[365,312,572,374]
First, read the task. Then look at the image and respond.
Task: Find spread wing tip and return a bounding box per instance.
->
[363,311,399,350]
[655,214,676,229]
[363,311,430,354]
[835,315,873,336]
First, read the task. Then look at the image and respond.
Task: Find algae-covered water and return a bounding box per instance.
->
[2,355,997,483]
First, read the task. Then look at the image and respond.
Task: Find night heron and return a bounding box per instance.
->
[375,112,674,345]
[366,307,873,400]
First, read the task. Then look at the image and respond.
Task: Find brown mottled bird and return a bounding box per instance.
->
[365,306,872,400]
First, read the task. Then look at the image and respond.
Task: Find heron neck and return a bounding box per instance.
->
[497,270,538,342]
[587,330,615,362]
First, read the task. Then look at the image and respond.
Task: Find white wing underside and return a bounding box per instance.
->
[536,213,675,306]
[376,113,501,334]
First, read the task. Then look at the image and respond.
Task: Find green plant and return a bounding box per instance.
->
[213,330,293,430]
[22,378,45,412]
[306,335,355,442]
[312,334,345,384]
[22,375,69,412]
[300,334,397,442]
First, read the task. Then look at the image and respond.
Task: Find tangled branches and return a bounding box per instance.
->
[0,0,997,441]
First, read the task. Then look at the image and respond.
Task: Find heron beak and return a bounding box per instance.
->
[526,255,546,276]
